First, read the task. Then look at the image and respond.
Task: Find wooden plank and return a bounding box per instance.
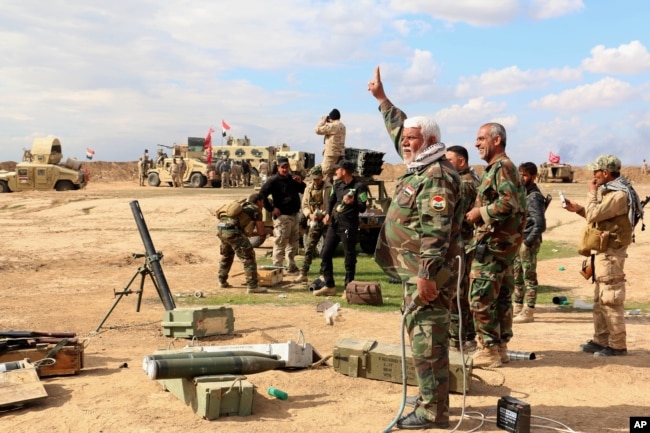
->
[0,361,48,407]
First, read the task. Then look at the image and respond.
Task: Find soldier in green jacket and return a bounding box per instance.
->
[369,65,463,430]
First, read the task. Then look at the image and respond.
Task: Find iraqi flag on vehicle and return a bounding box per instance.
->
[222,119,230,137]
[86,148,95,160]
[549,152,560,164]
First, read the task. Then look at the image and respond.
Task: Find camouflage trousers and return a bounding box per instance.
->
[221,172,231,188]
[404,290,450,424]
[300,221,326,274]
[513,239,541,307]
[449,249,476,347]
[272,214,300,270]
[469,254,515,347]
[217,227,258,289]
[592,248,628,349]
[321,154,342,182]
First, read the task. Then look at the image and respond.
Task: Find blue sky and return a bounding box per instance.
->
[2,0,650,167]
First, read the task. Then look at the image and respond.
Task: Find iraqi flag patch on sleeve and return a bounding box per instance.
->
[430,195,446,212]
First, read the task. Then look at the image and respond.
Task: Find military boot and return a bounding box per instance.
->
[219,280,232,289]
[498,342,510,364]
[472,344,502,368]
[513,305,534,324]
[512,302,523,316]
[313,286,336,297]
[294,271,309,283]
[247,286,268,294]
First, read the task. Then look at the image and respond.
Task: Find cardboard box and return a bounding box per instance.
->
[332,338,472,393]
[160,375,254,419]
[162,307,235,338]
[258,269,282,287]
[0,343,84,377]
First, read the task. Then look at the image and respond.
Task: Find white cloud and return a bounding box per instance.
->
[528,0,584,20]
[390,0,520,26]
[435,97,509,134]
[530,77,637,111]
[582,40,650,75]
[456,66,581,98]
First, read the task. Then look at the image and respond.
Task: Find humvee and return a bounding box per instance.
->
[0,136,88,193]
[147,141,212,187]
[540,163,574,183]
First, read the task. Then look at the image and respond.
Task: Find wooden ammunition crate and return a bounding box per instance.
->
[0,343,84,377]
[258,269,282,287]
[160,375,254,419]
[162,307,235,338]
[332,338,471,393]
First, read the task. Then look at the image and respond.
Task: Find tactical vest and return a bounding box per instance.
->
[594,213,632,249]
[309,184,326,212]
[217,199,256,236]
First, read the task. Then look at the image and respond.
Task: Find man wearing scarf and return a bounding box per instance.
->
[564,155,644,357]
[368,66,464,430]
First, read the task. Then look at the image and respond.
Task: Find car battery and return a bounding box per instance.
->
[496,396,531,433]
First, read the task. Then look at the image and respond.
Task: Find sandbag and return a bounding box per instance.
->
[345,281,383,306]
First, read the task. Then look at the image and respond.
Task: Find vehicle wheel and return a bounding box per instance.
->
[358,228,380,255]
[55,180,74,191]
[190,173,207,188]
[147,172,160,187]
[0,181,10,193]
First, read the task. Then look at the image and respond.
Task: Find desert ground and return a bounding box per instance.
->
[1,162,649,433]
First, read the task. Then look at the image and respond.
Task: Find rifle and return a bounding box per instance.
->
[0,330,76,339]
[640,195,650,209]
[157,143,173,149]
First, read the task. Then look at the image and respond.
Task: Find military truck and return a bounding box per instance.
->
[540,162,574,183]
[147,141,211,188]
[0,136,88,193]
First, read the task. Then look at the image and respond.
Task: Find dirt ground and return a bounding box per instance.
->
[1,163,650,433]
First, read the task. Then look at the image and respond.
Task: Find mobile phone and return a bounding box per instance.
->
[559,191,567,208]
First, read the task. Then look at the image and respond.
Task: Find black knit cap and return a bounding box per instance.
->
[329,108,341,120]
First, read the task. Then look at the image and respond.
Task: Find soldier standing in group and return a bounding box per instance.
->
[230,161,243,187]
[512,162,547,324]
[315,108,346,182]
[217,193,268,293]
[368,65,463,430]
[241,160,252,186]
[169,158,180,188]
[465,123,527,368]
[295,165,332,283]
[155,148,166,167]
[643,159,648,175]
[220,159,232,188]
[316,160,368,296]
[138,149,149,186]
[176,157,187,188]
[259,156,306,274]
[564,155,644,357]
[446,145,480,352]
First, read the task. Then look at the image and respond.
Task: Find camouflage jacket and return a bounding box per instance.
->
[301,180,333,218]
[578,187,632,249]
[374,100,464,283]
[458,168,480,244]
[315,119,346,157]
[473,154,527,260]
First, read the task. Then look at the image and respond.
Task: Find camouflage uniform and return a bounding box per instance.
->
[513,183,546,308]
[230,162,243,187]
[374,100,464,425]
[576,156,637,351]
[217,200,261,289]
[315,115,346,181]
[449,168,479,349]
[300,169,332,276]
[169,159,180,187]
[469,154,526,351]
[138,151,149,186]
[176,158,187,188]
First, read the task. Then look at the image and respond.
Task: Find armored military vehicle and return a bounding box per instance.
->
[147,141,211,187]
[539,162,574,183]
[0,136,88,193]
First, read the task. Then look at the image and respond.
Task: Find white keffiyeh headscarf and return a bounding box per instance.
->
[406,142,447,173]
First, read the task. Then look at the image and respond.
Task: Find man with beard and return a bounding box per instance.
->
[512,162,547,323]
[368,66,463,430]
[564,155,644,357]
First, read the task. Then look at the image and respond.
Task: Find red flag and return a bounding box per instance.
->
[86,148,95,160]
[204,127,214,165]
[222,119,230,137]
[549,152,560,164]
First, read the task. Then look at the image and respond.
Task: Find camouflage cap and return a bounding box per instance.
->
[587,154,621,172]
[310,165,323,179]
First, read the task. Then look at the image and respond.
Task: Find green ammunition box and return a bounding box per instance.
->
[332,338,472,393]
[162,307,235,338]
[160,375,254,419]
